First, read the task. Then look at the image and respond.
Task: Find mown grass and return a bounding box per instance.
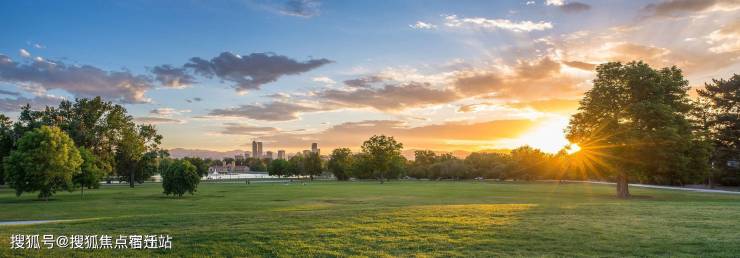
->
[1,181,739,257]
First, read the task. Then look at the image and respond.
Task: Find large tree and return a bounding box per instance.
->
[328,148,353,181]
[115,125,146,187]
[566,61,705,198]
[4,126,82,200]
[361,135,403,183]
[696,74,740,186]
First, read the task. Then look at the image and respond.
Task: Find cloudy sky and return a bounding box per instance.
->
[1,0,739,153]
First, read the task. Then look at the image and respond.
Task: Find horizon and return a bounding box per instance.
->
[1,0,739,154]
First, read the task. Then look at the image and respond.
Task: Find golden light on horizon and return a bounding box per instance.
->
[511,117,571,154]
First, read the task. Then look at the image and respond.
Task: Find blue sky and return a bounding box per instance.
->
[1,0,739,153]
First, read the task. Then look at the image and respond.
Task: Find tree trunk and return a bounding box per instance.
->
[129,168,135,188]
[616,172,630,198]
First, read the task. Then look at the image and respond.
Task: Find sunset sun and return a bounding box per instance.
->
[515,117,571,154]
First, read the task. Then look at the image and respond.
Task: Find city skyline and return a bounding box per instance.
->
[1,1,739,153]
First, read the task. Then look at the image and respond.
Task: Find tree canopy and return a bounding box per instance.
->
[328,148,353,181]
[4,126,82,200]
[162,159,201,197]
[74,147,107,197]
[361,135,403,183]
[696,74,740,185]
[566,61,706,198]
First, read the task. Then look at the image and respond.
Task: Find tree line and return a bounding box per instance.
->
[0,97,166,199]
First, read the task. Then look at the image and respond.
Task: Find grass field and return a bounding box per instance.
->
[1,181,739,257]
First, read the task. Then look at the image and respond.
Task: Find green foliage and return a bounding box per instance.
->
[74,147,107,196]
[0,114,13,185]
[328,148,353,180]
[287,155,304,177]
[361,135,404,182]
[250,158,267,172]
[115,126,146,186]
[303,152,323,180]
[566,61,704,197]
[3,126,82,200]
[182,156,212,176]
[5,98,162,187]
[507,146,552,181]
[268,159,289,177]
[162,160,201,197]
[696,74,740,185]
[348,153,373,179]
[464,152,510,179]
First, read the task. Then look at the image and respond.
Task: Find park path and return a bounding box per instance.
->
[551,180,740,195]
[0,220,67,226]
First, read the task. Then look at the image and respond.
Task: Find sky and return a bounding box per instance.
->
[1,0,739,154]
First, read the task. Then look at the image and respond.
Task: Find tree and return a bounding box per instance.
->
[464,152,510,180]
[115,126,145,187]
[428,158,465,180]
[162,160,200,197]
[349,153,374,179]
[249,158,267,172]
[287,155,304,177]
[304,152,323,180]
[4,126,82,200]
[268,159,289,178]
[696,74,740,186]
[361,135,403,183]
[74,147,106,198]
[566,61,702,198]
[0,114,13,185]
[507,146,551,181]
[183,157,210,177]
[328,148,353,181]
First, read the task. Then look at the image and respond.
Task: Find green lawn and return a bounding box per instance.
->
[1,181,739,257]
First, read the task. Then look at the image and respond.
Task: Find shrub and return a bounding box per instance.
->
[162,160,200,197]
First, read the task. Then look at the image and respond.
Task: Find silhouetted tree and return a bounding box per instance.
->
[566,61,705,198]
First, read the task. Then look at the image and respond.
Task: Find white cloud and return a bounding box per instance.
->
[409,21,437,30]
[312,76,336,84]
[19,49,31,58]
[443,15,553,32]
[526,1,536,5]
[150,107,191,116]
[545,0,564,6]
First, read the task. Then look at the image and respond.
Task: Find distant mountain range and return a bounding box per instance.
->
[168,148,512,160]
[168,148,248,159]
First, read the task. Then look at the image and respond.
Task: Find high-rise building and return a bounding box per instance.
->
[244,151,251,158]
[257,142,263,158]
[252,141,258,158]
[265,151,273,159]
[311,143,318,153]
[277,150,286,160]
